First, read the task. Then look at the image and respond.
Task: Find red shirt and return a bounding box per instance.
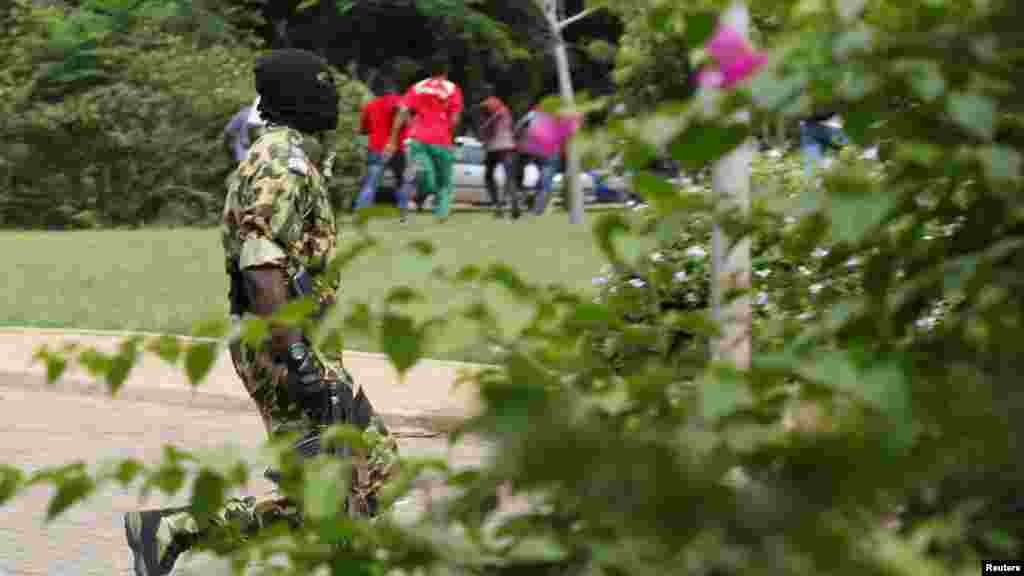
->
[401,77,464,147]
[361,94,408,153]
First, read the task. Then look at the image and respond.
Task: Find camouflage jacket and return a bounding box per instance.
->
[222,126,339,303]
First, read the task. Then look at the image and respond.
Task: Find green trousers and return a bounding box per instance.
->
[400,140,455,219]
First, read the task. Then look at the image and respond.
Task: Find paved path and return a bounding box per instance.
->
[0,329,491,575]
[0,328,485,430]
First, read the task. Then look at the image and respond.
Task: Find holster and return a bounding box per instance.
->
[290,263,334,323]
[289,265,315,300]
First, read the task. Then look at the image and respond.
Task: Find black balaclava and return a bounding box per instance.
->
[254,49,339,134]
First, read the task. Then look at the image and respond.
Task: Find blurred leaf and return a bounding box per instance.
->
[859,359,915,453]
[565,301,612,334]
[0,465,23,507]
[326,238,378,276]
[239,317,270,348]
[669,122,750,171]
[748,70,804,112]
[892,59,946,102]
[146,457,187,498]
[34,346,67,385]
[483,263,534,299]
[633,171,682,213]
[463,300,498,331]
[384,286,424,306]
[947,91,996,140]
[407,238,436,256]
[593,212,631,263]
[184,341,218,387]
[644,2,675,35]
[455,264,483,284]
[505,533,571,562]
[666,310,720,338]
[345,301,373,334]
[825,178,898,245]
[303,458,348,521]
[113,459,143,486]
[106,336,142,395]
[977,145,1022,186]
[894,141,943,166]
[537,95,563,115]
[623,137,658,172]
[77,347,112,380]
[842,107,877,144]
[981,528,1019,556]
[190,470,227,522]
[699,363,753,421]
[273,297,318,327]
[321,424,369,454]
[379,313,423,379]
[319,327,345,355]
[684,12,718,48]
[191,318,229,339]
[46,474,95,522]
[615,233,648,264]
[146,335,181,365]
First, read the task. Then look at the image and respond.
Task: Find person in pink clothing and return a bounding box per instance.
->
[478,88,521,218]
[514,103,562,215]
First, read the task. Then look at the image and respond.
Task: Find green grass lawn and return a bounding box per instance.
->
[2,210,641,362]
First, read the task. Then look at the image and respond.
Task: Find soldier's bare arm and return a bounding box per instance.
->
[236,155,312,354]
[242,265,304,353]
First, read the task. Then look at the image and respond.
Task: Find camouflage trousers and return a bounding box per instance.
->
[149,329,400,563]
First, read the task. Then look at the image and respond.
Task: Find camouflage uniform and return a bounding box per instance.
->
[150,126,399,565]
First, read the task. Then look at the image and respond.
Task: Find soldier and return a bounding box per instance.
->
[123,49,399,576]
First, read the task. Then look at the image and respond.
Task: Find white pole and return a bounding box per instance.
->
[710,3,753,369]
[542,0,584,225]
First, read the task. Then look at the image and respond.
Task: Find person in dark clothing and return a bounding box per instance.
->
[478,88,520,218]
[222,98,266,163]
[800,109,848,177]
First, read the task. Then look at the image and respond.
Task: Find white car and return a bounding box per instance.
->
[375,136,539,205]
[450,137,540,203]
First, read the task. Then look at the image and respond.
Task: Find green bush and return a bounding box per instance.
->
[3,1,1024,575]
[0,0,369,229]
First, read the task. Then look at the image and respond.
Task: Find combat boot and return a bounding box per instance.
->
[124,508,195,576]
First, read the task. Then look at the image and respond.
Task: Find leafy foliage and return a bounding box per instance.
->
[0,0,368,228]
[4,0,1024,575]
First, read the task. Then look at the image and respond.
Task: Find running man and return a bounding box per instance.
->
[384,54,464,222]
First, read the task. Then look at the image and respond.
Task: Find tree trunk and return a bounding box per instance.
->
[710,3,753,370]
[542,0,584,225]
[316,0,333,57]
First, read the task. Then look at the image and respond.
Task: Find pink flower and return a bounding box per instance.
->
[522,111,582,157]
[697,21,767,89]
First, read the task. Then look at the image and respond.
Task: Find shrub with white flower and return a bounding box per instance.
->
[587,149,884,371]
[586,146,952,373]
